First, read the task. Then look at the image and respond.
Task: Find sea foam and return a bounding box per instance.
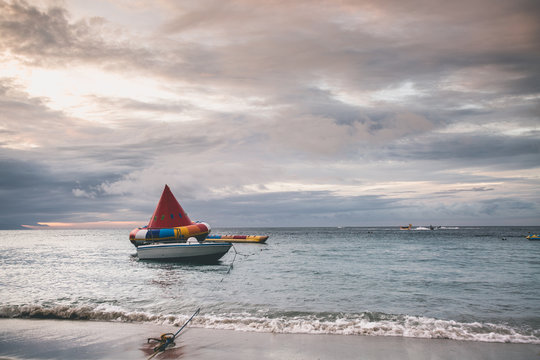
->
[2,304,538,344]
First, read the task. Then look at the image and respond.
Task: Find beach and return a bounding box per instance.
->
[1,319,539,360]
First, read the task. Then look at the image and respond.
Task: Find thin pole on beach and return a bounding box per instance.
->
[172,307,201,338]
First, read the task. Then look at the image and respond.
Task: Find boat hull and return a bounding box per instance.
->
[137,242,232,262]
[526,235,540,241]
[205,235,268,243]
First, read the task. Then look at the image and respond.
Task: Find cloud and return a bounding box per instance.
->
[434,187,495,195]
[72,188,96,198]
[386,132,540,171]
[0,0,152,67]
[0,0,538,228]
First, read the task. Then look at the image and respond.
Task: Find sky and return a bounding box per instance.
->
[0,0,539,229]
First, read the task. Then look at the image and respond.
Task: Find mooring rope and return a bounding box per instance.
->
[146,244,238,359]
[222,244,237,280]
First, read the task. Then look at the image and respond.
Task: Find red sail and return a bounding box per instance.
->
[147,185,193,228]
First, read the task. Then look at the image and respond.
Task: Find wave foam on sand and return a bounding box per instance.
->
[1,304,538,344]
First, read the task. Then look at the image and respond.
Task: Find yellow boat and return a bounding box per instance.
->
[205,235,269,243]
[526,234,540,241]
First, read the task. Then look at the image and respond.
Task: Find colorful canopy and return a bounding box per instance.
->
[147,185,193,228]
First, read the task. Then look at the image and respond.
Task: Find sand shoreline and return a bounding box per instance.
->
[0,318,539,359]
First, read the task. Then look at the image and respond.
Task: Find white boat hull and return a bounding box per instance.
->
[137,242,232,262]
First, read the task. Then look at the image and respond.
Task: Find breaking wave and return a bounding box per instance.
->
[1,304,538,344]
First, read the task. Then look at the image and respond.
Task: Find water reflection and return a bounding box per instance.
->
[140,340,185,359]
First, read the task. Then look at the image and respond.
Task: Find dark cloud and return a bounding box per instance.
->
[434,187,495,195]
[0,0,151,66]
[0,150,133,228]
[477,198,536,216]
[280,87,365,126]
[384,133,540,170]
[432,197,538,223]
[188,191,403,227]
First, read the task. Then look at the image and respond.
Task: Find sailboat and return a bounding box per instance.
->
[130,185,231,262]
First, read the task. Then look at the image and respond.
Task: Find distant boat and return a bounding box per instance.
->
[130,185,231,262]
[400,224,412,230]
[526,234,540,241]
[205,235,269,243]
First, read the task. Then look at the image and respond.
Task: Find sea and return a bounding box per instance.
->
[0,226,539,344]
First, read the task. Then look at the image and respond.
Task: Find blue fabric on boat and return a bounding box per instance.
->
[146,229,161,239]
[159,228,175,238]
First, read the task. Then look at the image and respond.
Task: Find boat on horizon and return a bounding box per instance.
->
[400,224,412,230]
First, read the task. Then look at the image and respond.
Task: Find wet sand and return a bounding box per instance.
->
[0,319,539,359]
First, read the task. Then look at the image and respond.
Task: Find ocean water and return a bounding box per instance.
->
[0,226,539,343]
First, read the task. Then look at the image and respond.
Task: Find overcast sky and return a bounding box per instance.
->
[0,0,539,229]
